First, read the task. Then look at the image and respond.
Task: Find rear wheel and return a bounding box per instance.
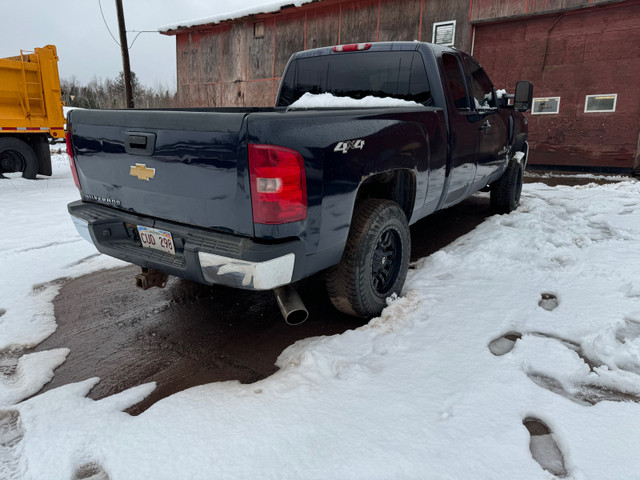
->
[490,156,523,214]
[0,137,38,179]
[326,199,411,318]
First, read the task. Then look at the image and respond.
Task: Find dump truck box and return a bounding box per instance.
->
[0,45,65,178]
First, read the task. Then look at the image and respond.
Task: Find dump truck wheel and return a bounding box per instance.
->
[0,137,39,179]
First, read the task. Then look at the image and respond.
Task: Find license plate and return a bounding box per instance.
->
[137,226,175,255]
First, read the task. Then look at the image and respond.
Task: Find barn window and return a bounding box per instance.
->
[585,94,617,113]
[432,20,456,46]
[254,21,265,39]
[532,97,561,115]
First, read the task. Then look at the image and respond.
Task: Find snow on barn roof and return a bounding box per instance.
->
[158,0,316,33]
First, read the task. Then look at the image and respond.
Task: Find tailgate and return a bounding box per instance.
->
[68,109,254,236]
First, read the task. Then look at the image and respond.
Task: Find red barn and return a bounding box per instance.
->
[161,0,640,173]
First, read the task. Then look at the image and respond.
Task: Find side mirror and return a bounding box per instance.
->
[514,81,533,112]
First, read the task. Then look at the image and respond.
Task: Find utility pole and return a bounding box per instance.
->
[115,0,134,108]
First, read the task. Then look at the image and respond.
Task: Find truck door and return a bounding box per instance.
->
[461,56,508,183]
[440,53,478,207]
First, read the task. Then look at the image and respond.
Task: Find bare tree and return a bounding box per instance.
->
[61,73,177,109]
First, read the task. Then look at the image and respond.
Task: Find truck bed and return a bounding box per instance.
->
[69,105,447,242]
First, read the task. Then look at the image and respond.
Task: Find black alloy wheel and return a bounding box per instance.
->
[371,228,402,295]
[326,198,411,318]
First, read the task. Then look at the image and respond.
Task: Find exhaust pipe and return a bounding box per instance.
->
[135,268,169,290]
[274,285,309,325]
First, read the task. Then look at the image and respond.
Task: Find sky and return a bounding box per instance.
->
[1,0,260,89]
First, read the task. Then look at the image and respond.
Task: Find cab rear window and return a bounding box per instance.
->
[278,51,432,107]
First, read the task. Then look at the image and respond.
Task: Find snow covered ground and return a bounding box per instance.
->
[1,150,639,479]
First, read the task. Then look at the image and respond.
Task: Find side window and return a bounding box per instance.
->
[407,52,432,105]
[277,61,297,106]
[442,53,470,111]
[464,57,496,111]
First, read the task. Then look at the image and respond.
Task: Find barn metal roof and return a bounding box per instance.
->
[158,0,317,33]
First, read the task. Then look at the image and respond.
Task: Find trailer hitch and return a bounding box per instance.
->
[135,268,169,290]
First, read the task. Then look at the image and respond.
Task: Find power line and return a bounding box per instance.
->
[126,30,156,50]
[98,0,156,50]
[97,0,121,47]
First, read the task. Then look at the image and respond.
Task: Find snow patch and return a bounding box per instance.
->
[0,349,69,406]
[288,92,423,110]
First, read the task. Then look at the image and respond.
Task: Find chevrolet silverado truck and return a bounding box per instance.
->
[66,42,532,323]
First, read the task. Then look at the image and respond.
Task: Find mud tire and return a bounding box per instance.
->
[0,137,38,179]
[326,199,410,318]
[490,157,523,214]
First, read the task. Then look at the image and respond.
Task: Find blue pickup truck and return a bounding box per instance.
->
[66,41,532,323]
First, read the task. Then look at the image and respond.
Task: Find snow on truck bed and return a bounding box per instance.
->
[1,150,640,479]
[288,92,423,109]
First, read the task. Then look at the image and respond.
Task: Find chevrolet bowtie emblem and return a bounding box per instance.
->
[130,163,155,181]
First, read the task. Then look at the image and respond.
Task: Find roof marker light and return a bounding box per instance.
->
[333,43,372,52]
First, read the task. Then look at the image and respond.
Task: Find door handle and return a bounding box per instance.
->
[124,132,156,156]
[479,120,492,133]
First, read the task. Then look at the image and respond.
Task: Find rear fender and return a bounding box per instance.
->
[354,169,416,222]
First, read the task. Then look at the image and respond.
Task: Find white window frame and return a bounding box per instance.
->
[531,97,561,115]
[432,20,456,46]
[584,94,617,113]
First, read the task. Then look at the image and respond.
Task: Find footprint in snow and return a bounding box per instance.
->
[0,409,26,480]
[489,331,640,405]
[538,293,559,311]
[488,331,578,357]
[0,350,20,378]
[74,463,110,480]
[0,309,5,318]
[523,417,568,478]
[488,332,522,356]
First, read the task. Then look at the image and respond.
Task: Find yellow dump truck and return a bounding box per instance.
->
[0,45,64,178]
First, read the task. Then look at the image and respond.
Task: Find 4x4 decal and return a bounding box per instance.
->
[334,139,365,154]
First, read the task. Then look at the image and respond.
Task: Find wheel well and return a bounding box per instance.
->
[513,133,527,153]
[354,170,415,221]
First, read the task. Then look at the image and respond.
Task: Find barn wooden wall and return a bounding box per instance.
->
[473,0,640,169]
[173,0,471,108]
[166,0,638,171]
[172,0,629,109]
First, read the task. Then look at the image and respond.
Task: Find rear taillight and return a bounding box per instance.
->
[248,144,307,224]
[333,43,372,52]
[65,131,82,191]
